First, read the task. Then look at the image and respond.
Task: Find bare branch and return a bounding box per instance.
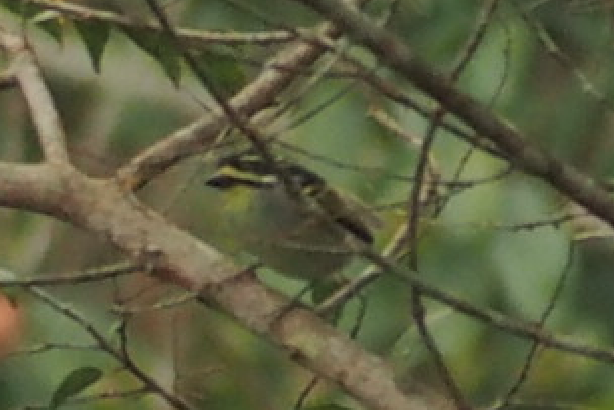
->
[28,0,295,46]
[356,247,614,367]
[5,4,611,407]
[0,261,138,287]
[287,0,614,230]
[0,160,426,408]
[511,0,613,109]
[498,242,576,406]
[0,31,70,164]
[4,150,614,408]
[207,272,430,410]
[0,162,64,215]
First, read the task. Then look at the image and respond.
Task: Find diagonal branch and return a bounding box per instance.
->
[0,31,70,164]
[28,285,191,409]
[288,0,614,229]
[5,162,614,408]
[115,7,358,190]
[0,162,65,214]
[0,163,429,410]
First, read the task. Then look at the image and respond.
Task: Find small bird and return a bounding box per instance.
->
[204,151,379,282]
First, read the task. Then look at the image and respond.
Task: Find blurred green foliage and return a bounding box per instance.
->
[2,0,614,409]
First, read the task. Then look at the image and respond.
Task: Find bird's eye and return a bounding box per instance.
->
[205,175,236,189]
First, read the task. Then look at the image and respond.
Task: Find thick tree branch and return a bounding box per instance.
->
[288,0,614,229]
[1,8,428,408]
[5,3,611,408]
[0,164,426,409]
[4,161,614,407]
[0,31,70,164]
[0,162,65,216]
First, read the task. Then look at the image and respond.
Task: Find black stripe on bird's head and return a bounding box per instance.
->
[205,152,324,192]
[205,151,374,244]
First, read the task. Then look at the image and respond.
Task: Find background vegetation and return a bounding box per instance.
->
[2,0,614,409]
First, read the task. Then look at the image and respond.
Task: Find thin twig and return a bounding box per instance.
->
[110,291,200,315]
[143,0,306,204]
[436,0,506,216]
[279,140,511,188]
[27,0,295,46]
[404,2,501,406]
[407,108,469,409]
[510,0,614,110]
[0,261,139,287]
[289,0,614,229]
[9,342,99,356]
[497,242,576,407]
[355,247,614,367]
[27,286,193,409]
[20,387,150,410]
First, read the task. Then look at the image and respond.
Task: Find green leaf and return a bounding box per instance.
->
[304,405,356,410]
[310,279,341,305]
[0,0,40,18]
[73,19,110,73]
[193,48,247,98]
[34,13,63,44]
[122,27,182,86]
[49,367,103,409]
[1,3,64,43]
